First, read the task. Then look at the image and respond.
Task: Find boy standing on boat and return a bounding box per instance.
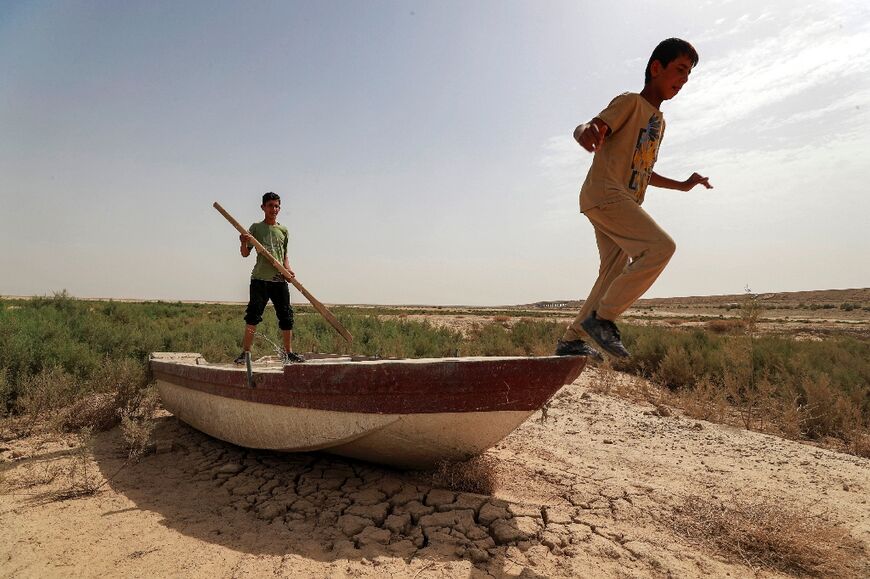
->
[556,38,712,360]
[235,192,305,364]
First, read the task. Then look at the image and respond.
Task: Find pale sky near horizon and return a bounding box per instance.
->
[2,0,869,305]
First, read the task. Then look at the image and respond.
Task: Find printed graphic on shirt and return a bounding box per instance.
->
[264,229,284,281]
[627,114,662,193]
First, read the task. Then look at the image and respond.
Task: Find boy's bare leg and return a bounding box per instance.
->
[242,324,256,352]
[281,329,305,363]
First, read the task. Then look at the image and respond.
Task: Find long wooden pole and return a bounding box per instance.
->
[213,202,353,343]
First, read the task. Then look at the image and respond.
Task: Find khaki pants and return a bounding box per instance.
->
[562,199,675,342]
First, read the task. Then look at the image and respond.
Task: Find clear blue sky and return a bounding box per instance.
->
[2,0,868,304]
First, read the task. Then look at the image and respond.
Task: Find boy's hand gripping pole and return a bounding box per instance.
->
[213,201,353,343]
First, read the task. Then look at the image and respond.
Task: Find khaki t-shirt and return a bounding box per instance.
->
[248,221,289,282]
[579,93,665,212]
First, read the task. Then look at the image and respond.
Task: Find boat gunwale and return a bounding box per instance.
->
[150,353,585,415]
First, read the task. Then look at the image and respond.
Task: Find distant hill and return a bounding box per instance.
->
[527,288,869,310]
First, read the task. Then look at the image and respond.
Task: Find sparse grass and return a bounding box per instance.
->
[52,427,104,500]
[588,362,620,396]
[0,429,105,501]
[610,322,869,452]
[672,494,866,577]
[2,460,62,491]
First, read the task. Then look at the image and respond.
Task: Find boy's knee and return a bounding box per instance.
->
[244,312,263,326]
[244,303,266,327]
[645,236,676,266]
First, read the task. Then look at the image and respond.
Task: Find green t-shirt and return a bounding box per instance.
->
[248,221,289,281]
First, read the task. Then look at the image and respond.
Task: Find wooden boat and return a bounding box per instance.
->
[149,352,585,469]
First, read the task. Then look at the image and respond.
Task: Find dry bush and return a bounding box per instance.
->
[724,368,777,432]
[119,386,160,461]
[426,455,498,495]
[654,346,696,390]
[615,372,661,406]
[626,373,657,402]
[706,319,744,334]
[47,360,153,438]
[52,428,104,500]
[59,392,119,432]
[589,362,620,395]
[14,367,79,434]
[672,494,865,577]
[56,428,114,500]
[849,431,870,458]
[718,334,775,432]
[777,391,806,440]
[799,374,862,441]
[678,375,728,423]
[5,357,153,440]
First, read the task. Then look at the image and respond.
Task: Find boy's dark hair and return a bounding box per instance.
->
[644,38,699,84]
[262,191,281,205]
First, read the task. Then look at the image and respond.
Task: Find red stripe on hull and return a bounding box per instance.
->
[150,357,585,414]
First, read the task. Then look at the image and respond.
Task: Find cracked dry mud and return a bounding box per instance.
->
[2,369,869,578]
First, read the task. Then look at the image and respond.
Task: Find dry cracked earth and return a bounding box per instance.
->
[2,369,869,578]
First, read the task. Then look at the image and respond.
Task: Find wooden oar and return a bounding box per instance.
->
[213,201,353,343]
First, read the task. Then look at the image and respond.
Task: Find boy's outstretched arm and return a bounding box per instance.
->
[650,171,713,191]
[574,118,610,152]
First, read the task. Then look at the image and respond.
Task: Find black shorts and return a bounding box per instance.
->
[244,279,294,330]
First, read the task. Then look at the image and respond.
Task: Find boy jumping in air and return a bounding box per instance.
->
[234,192,305,364]
[556,38,712,360]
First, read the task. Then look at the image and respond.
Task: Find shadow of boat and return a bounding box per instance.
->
[90,415,558,576]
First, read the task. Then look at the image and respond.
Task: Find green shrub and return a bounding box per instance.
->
[0,369,11,417]
[1,295,867,450]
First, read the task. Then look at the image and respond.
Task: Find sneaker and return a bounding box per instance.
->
[282,351,305,364]
[555,339,604,362]
[581,312,631,358]
[233,351,249,365]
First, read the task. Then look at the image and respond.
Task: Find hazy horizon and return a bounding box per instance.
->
[2,285,865,308]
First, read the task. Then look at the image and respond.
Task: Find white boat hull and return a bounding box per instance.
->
[157,380,532,469]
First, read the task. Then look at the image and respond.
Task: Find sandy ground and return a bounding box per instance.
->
[2,369,868,578]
